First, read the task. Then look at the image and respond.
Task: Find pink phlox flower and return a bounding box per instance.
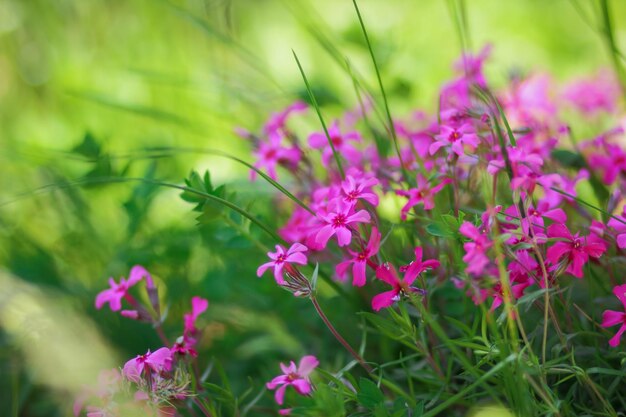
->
[546,223,607,278]
[459,222,493,275]
[396,174,452,220]
[257,243,308,284]
[489,280,529,312]
[95,265,150,312]
[505,201,566,236]
[315,198,371,248]
[562,70,619,116]
[487,146,543,176]
[607,206,626,248]
[453,44,492,87]
[341,173,379,207]
[251,131,302,181]
[537,171,589,208]
[601,284,626,347]
[266,355,319,405]
[589,143,626,185]
[123,347,173,383]
[399,247,441,277]
[264,101,307,135]
[479,205,503,234]
[172,296,209,356]
[308,121,362,167]
[430,123,480,156]
[504,73,557,126]
[371,259,432,311]
[335,228,381,287]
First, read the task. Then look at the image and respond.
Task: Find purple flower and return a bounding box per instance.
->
[396,174,451,220]
[95,265,151,311]
[335,228,380,287]
[601,284,626,347]
[459,222,493,275]
[430,123,480,156]
[341,173,379,207]
[266,355,319,405]
[315,199,371,248]
[257,243,308,284]
[372,250,438,311]
[546,223,607,278]
[123,347,173,383]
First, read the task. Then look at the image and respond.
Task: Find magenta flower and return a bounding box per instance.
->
[546,224,607,278]
[123,347,173,383]
[335,228,381,287]
[251,131,302,181]
[315,199,371,248]
[459,222,493,275]
[308,121,362,167]
[601,284,626,347]
[341,173,379,207]
[372,250,438,311]
[266,355,319,405]
[396,175,451,220]
[264,101,307,134]
[607,207,626,248]
[429,123,480,156]
[173,296,209,356]
[257,243,308,284]
[95,265,151,311]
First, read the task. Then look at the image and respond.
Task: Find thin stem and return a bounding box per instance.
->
[193,398,214,417]
[310,296,373,373]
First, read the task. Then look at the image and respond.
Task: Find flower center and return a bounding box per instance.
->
[346,190,359,201]
[573,239,582,249]
[276,254,286,264]
[332,214,347,228]
[449,131,462,142]
[331,135,343,147]
[265,148,277,159]
[287,372,299,381]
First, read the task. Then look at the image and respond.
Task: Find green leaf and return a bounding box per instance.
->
[72,132,101,158]
[425,222,453,238]
[357,378,385,409]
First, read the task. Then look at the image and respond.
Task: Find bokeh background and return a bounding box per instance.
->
[1,0,625,415]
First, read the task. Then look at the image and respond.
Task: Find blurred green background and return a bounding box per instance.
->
[1,0,625,415]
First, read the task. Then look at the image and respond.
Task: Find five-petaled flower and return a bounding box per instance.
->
[601,284,626,347]
[257,243,308,284]
[335,228,381,286]
[315,199,371,248]
[95,265,151,311]
[396,174,451,220]
[372,250,439,311]
[430,123,480,156]
[123,347,173,383]
[266,355,319,405]
[546,223,607,278]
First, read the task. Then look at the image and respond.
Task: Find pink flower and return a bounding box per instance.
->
[266,355,319,405]
[251,131,301,181]
[396,175,451,220]
[601,284,626,347]
[264,101,307,134]
[459,222,493,275]
[123,347,173,383]
[173,296,209,356]
[315,199,371,248]
[95,265,151,311]
[257,243,308,284]
[308,121,362,167]
[429,123,480,156]
[607,207,626,248]
[372,251,438,311]
[546,224,607,278]
[341,173,379,207]
[335,228,381,286]
[562,71,619,116]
